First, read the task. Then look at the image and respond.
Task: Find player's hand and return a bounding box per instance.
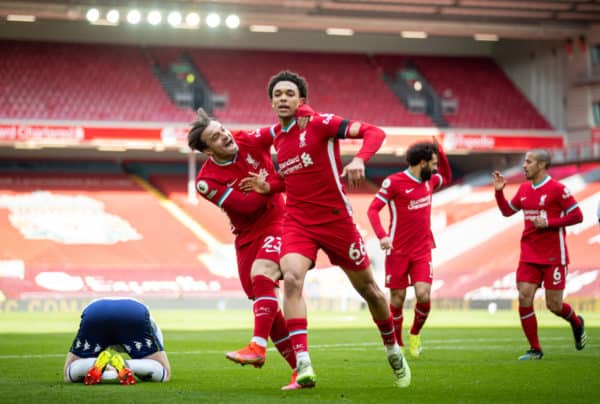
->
[341,157,365,188]
[239,172,270,194]
[491,171,506,191]
[297,115,312,130]
[532,216,548,229]
[296,103,314,130]
[379,236,392,251]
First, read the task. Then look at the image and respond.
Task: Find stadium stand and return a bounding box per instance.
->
[1,40,555,130]
[183,48,434,126]
[1,39,594,306]
[0,41,195,122]
[373,54,552,129]
[0,162,241,300]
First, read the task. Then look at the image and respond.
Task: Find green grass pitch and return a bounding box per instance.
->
[0,309,598,403]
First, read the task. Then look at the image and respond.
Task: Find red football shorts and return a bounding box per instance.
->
[236,232,282,299]
[281,217,370,271]
[516,261,567,290]
[384,251,433,289]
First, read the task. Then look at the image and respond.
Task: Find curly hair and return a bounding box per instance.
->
[187,108,212,152]
[267,70,308,100]
[406,142,438,166]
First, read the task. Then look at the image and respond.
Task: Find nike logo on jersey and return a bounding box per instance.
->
[520,197,527,201]
[405,188,414,194]
[226,178,238,188]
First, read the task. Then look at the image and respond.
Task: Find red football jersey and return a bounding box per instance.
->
[195,130,283,246]
[504,176,580,265]
[368,146,451,256]
[271,113,382,226]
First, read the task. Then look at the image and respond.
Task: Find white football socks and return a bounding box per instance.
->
[65,358,96,382]
[126,359,167,382]
[296,351,311,364]
[385,343,401,357]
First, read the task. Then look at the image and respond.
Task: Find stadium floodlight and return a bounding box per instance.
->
[249,25,278,33]
[413,80,423,91]
[86,8,100,23]
[6,14,36,22]
[474,33,499,41]
[206,13,221,28]
[127,9,142,25]
[167,11,182,27]
[106,9,120,24]
[147,10,162,25]
[325,28,354,36]
[401,31,428,39]
[225,14,240,29]
[185,12,200,27]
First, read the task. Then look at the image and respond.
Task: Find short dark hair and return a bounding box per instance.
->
[530,148,551,169]
[188,108,212,152]
[406,142,438,166]
[267,70,308,100]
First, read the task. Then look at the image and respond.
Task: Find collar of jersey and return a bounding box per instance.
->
[211,152,238,166]
[281,119,297,133]
[404,169,422,183]
[531,175,551,189]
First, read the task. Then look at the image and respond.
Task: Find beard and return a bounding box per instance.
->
[421,167,433,181]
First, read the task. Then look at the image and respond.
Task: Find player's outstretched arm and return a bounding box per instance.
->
[367,195,390,251]
[435,138,452,186]
[340,122,386,188]
[349,122,386,162]
[492,171,518,217]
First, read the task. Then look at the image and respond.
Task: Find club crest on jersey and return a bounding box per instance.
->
[299,131,307,148]
[197,180,209,194]
[539,194,547,206]
[246,154,259,169]
[562,188,571,199]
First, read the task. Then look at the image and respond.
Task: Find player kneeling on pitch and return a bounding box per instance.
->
[63,297,171,385]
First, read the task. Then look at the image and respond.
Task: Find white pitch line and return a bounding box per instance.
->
[0,336,578,360]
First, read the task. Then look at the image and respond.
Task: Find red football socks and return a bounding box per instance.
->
[270,309,297,369]
[558,302,582,328]
[519,306,541,351]
[374,315,397,346]
[410,302,431,335]
[390,305,404,346]
[252,275,279,341]
[287,318,309,354]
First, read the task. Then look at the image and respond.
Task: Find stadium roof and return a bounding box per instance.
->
[0,0,595,40]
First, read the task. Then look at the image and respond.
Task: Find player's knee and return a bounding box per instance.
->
[282,271,303,294]
[415,291,430,302]
[251,259,280,280]
[518,290,533,303]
